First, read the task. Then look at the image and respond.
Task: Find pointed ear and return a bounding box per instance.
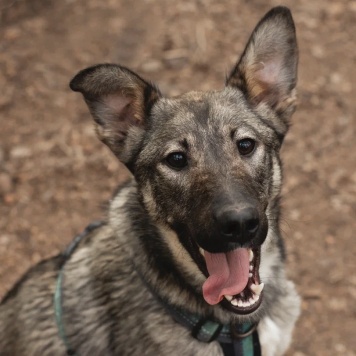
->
[226,7,298,132]
[70,64,161,164]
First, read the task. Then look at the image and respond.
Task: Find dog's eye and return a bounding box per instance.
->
[165,152,188,170]
[237,138,256,156]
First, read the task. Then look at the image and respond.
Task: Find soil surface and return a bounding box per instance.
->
[1,0,355,355]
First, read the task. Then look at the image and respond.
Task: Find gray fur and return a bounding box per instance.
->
[0,7,300,356]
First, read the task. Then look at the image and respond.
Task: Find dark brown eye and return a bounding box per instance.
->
[237,138,256,156]
[165,152,188,170]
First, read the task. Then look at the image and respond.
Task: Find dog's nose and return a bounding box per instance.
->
[215,207,260,245]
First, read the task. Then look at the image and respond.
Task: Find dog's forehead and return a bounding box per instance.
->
[151,87,255,133]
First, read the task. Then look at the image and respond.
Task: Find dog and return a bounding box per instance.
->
[0,6,300,356]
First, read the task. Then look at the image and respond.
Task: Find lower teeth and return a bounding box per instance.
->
[223,282,263,307]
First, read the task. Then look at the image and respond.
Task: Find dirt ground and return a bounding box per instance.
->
[0,0,355,354]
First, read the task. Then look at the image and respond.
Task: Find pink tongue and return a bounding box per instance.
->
[202,248,250,305]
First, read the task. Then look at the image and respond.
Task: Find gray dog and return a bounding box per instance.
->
[0,7,300,356]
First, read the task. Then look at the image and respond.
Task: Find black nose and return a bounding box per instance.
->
[215,207,260,245]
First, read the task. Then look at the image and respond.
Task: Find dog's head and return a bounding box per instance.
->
[71,7,297,315]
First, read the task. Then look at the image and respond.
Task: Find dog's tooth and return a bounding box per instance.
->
[231,298,238,306]
[250,283,257,293]
[250,283,260,295]
[237,299,244,307]
[253,294,260,302]
[199,247,205,256]
[249,265,253,271]
[224,295,233,301]
[250,282,264,295]
[249,249,254,262]
[249,297,255,305]
[243,300,251,308]
[249,273,253,278]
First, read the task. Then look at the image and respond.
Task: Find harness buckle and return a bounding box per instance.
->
[230,322,258,339]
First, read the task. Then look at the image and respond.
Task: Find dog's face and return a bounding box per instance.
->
[71,7,297,315]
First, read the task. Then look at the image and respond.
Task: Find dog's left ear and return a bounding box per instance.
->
[70,64,161,166]
[226,6,298,134]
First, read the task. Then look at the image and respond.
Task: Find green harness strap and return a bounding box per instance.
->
[54,221,103,356]
[54,268,76,356]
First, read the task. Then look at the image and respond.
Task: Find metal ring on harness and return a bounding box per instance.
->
[230,321,258,339]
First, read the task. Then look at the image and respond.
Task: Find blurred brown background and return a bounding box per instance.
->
[0,0,355,354]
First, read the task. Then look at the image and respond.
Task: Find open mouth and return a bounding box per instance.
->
[219,248,263,314]
[198,247,263,315]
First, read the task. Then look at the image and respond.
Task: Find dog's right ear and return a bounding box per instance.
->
[70,64,161,165]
